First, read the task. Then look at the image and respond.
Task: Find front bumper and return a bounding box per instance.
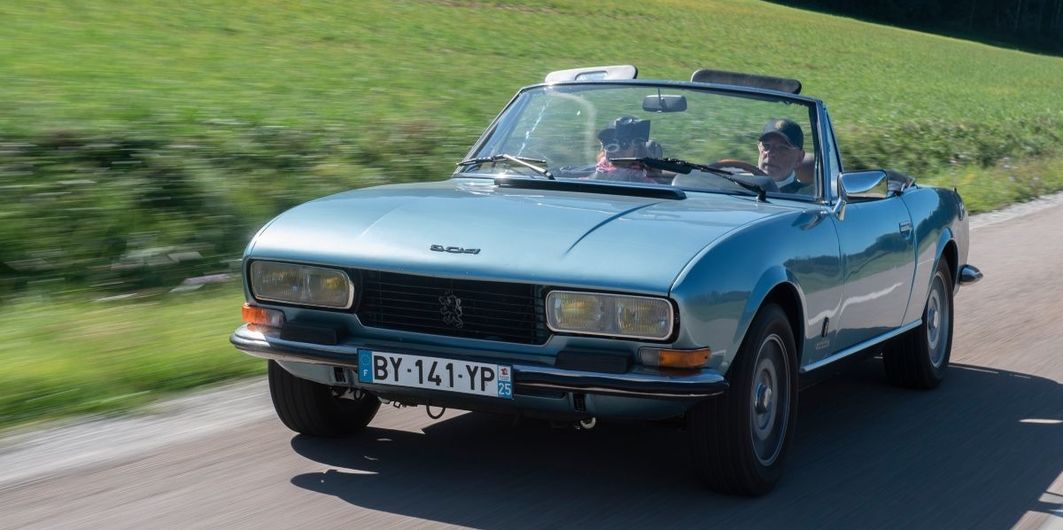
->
[230,324,727,400]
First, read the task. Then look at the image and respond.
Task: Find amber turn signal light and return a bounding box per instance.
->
[639,347,711,369]
[242,303,285,329]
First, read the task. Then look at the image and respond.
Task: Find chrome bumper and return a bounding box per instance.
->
[230,325,727,400]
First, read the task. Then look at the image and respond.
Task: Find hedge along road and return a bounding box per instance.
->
[2,198,1062,530]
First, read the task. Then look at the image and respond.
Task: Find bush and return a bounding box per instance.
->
[1,116,1058,299]
[0,119,478,298]
[837,116,1063,175]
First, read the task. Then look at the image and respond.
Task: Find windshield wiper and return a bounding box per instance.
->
[457,154,554,180]
[611,157,767,201]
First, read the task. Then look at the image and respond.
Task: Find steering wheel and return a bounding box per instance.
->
[708,159,767,177]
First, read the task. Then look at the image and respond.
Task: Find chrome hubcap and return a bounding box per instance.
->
[750,334,789,466]
[754,383,773,413]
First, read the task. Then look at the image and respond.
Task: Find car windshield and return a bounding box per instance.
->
[460,83,818,198]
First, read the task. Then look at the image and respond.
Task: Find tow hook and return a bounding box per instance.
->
[577,417,597,430]
[380,399,412,409]
[333,388,370,401]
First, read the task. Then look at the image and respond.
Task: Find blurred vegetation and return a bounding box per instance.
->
[0,287,257,430]
[0,0,1061,428]
[1,0,1061,298]
[0,122,465,296]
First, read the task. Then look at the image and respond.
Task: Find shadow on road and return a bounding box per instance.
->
[290,361,1062,529]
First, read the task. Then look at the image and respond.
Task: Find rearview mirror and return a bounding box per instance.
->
[642,94,687,113]
[840,170,888,200]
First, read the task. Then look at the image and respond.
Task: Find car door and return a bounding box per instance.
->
[829,193,916,350]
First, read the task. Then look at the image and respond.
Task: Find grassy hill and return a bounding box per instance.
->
[0,0,1061,429]
[2,0,1060,155]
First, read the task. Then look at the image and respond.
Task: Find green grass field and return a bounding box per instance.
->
[0,288,258,430]
[1,0,1061,430]
[2,0,1060,133]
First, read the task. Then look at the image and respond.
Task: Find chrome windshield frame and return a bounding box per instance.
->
[456,80,826,203]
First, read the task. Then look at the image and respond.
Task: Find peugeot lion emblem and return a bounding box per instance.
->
[439,289,464,329]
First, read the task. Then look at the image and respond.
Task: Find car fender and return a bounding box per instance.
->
[728,266,807,373]
[931,226,955,280]
[901,186,962,323]
[917,225,956,311]
[670,207,837,377]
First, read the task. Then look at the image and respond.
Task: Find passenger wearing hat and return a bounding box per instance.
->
[591,116,659,183]
[757,118,810,194]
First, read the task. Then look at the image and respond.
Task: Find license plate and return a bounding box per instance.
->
[357,349,512,399]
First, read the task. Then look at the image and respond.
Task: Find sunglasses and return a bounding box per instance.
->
[602,138,643,153]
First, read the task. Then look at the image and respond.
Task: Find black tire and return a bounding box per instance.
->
[688,303,798,496]
[267,360,380,437]
[883,260,954,389]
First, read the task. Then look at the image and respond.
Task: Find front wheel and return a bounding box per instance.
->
[687,303,798,496]
[268,361,380,437]
[883,260,954,389]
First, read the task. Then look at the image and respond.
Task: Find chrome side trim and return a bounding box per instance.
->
[515,365,727,398]
[518,383,721,399]
[800,320,922,373]
[959,264,983,285]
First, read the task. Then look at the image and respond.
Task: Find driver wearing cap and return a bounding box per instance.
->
[757,119,810,194]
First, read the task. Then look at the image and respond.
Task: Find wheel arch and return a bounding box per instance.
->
[941,237,958,286]
[929,226,957,288]
[762,283,805,365]
[728,268,807,374]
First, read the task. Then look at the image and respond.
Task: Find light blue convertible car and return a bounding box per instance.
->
[231,66,982,495]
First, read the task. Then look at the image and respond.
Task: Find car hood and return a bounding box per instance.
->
[248,178,794,294]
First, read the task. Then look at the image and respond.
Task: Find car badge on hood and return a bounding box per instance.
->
[431,244,480,255]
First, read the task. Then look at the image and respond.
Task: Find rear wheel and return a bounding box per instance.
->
[688,303,798,496]
[883,260,954,389]
[267,360,380,437]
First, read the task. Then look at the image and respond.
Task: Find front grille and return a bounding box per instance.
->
[356,270,549,344]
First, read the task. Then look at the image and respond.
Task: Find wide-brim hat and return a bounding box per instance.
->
[598,116,651,145]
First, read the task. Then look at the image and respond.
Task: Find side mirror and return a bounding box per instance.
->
[840,170,889,200]
[642,94,687,113]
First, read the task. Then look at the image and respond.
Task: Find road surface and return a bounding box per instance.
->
[2,197,1061,530]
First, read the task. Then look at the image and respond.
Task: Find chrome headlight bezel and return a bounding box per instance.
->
[545,290,676,341]
[248,260,355,310]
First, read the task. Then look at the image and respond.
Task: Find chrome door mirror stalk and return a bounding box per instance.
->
[832,185,847,220]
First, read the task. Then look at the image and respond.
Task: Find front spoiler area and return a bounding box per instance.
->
[230,325,728,401]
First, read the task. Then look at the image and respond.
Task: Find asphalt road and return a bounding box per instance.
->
[2,198,1062,530]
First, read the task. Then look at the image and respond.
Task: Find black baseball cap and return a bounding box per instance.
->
[759,118,804,150]
[598,116,651,145]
